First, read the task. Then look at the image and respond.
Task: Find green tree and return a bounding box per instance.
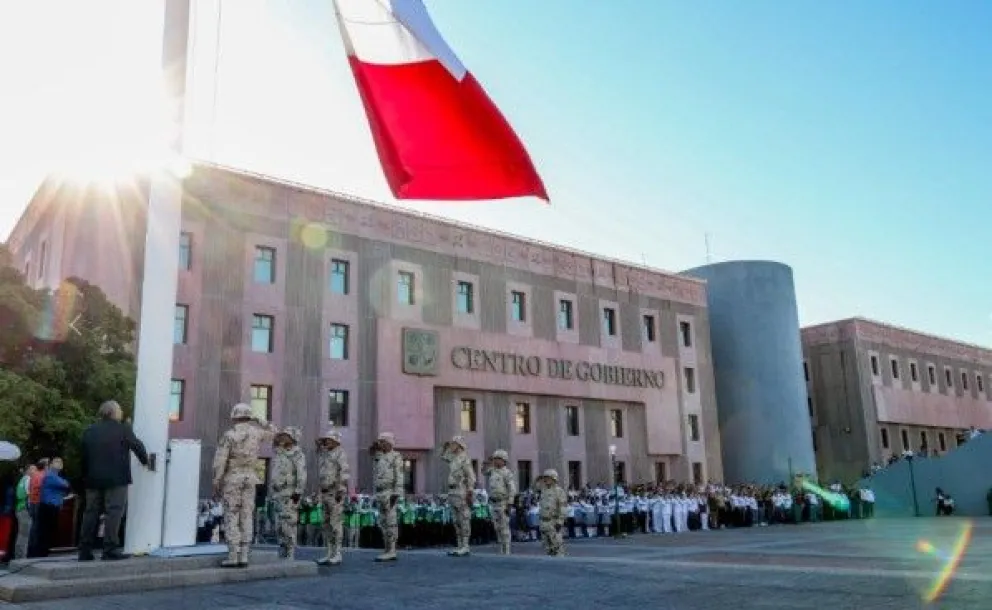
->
[0,243,137,480]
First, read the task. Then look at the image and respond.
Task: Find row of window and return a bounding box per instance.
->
[168,380,350,426]
[869,354,986,394]
[458,399,702,441]
[180,237,699,349]
[174,307,352,359]
[879,427,955,453]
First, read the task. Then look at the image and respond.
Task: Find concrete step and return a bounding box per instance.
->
[0,553,318,603]
[11,551,283,580]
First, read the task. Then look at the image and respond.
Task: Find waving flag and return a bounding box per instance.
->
[333,0,548,201]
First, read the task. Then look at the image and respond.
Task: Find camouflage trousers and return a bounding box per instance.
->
[272,496,299,554]
[221,479,255,556]
[539,521,564,556]
[448,491,471,548]
[375,493,398,550]
[489,500,510,551]
[320,494,344,556]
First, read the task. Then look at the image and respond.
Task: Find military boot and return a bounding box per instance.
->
[317,543,342,566]
[375,539,397,562]
[220,550,240,568]
[448,535,470,557]
[237,546,249,567]
[500,540,511,555]
[285,545,295,561]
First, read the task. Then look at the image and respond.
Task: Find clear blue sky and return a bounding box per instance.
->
[1,0,989,345]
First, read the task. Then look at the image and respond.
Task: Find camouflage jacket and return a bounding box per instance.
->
[270,446,306,498]
[538,484,567,525]
[212,420,278,487]
[484,465,517,502]
[372,450,404,497]
[440,448,475,493]
[317,446,350,494]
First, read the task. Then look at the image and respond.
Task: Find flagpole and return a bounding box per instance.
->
[124,0,191,554]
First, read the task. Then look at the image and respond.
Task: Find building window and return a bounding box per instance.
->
[253,246,276,283]
[979,375,985,393]
[330,259,350,295]
[558,299,574,330]
[567,461,582,490]
[880,428,889,449]
[691,462,703,484]
[803,361,809,381]
[928,365,936,385]
[179,232,192,270]
[919,430,928,449]
[515,403,531,434]
[684,367,696,393]
[174,305,188,344]
[945,368,953,388]
[870,355,879,376]
[329,324,349,360]
[610,409,623,438]
[961,371,968,391]
[249,384,272,420]
[613,461,626,485]
[602,307,617,336]
[688,414,700,441]
[900,429,909,450]
[397,271,415,305]
[565,406,580,436]
[403,459,417,494]
[679,321,692,347]
[38,242,47,278]
[938,432,946,452]
[807,396,814,416]
[517,460,532,491]
[643,315,656,342]
[654,462,667,483]
[890,358,899,379]
[169,379,184,422]
[910,362,918,382]
[471,459,479,478]
[328,389,349,427]
[251,315,274,352]
[510,291,526,322]
[460,399,477,432]
[455,281,474,314]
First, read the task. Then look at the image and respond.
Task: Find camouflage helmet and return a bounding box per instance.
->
[542,469,559,481]
[450,435,467,450]
[318,428,342,443]
[491,449,509,461]
[278,426,302,444]
[230,403,252,419]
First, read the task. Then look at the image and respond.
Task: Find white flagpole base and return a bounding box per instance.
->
[123,174,183,554]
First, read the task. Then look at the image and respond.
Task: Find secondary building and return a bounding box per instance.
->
[6,163,722,495]
[802,317,992,482]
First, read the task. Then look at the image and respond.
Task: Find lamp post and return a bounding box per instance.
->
[906,454,920,517]
[609,444,619,538]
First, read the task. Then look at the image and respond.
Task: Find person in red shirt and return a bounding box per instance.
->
[26,459,48,557]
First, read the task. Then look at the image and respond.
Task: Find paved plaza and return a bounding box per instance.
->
[7,518,992,608]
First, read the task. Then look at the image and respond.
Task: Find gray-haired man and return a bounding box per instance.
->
[78,400,149,561]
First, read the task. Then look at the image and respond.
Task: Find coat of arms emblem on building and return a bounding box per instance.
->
[402,328,439,376]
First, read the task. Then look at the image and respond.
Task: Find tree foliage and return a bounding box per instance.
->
[0,243,136,479]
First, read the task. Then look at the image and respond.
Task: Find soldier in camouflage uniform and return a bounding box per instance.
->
[371,431,404,561]
[440,436,475,557]
[537,469,567,557]
[270,426,306,559]
[482,449,517,554]
[315,428,349,566]
[212,402,279,567]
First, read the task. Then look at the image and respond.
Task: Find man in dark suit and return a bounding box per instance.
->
[78,400,149,561]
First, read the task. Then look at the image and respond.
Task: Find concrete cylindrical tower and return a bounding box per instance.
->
[683,261,816,485]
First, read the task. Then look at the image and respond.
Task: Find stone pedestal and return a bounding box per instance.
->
[0,550,317,603]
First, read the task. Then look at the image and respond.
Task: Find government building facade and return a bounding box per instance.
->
[7,163,722,495]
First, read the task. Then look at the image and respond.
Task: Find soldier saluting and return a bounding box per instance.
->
[212,403,279,568]
[482,449,516,554]
[440,436,475,557]
[371,432,404,562]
